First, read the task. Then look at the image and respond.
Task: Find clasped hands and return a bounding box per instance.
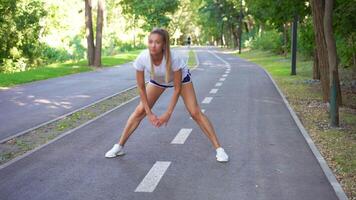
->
[147,112,171,128]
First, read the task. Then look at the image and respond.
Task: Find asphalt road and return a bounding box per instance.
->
[0,48,188,142]
[0,47,341,200]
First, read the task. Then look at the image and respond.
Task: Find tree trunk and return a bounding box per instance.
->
[283,23,288,57]
[324,0,342,106]
[351,34,356,92]
[313,48,321,80]
[310,0,330,103]
[232,25,238,49]
[85,0,95,66]
[94,0,104,67]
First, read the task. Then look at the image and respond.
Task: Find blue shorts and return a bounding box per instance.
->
[149,70,192,88]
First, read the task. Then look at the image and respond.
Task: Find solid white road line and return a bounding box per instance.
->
[171,128,193,144]
[135,161,171,192]
[215,82,223,87]
[219,78,226,81]
[202,97,213,104]
[210,88,219,94]
[208,50,231,67]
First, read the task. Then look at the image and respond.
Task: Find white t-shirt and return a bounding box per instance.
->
[133,49,189,86]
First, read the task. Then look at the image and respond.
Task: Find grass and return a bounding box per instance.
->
[236,49,356,199]
[0,48,198,166]
[0,49,143,88]
[188,49,197,69]
[0,87,139,166]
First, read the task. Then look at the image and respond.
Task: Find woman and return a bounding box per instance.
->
[105,28,229,162]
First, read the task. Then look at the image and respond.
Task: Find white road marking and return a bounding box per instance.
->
[215,82,223,87]
[135,161,171,192]
[208,50,231,67]
[202,97,213,104]
[225,71,230,74]
[222,74,228,77]
[210,88,219,94]
[220,78,226,81]
[171,128,193,144]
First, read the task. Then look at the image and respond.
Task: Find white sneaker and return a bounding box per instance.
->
[216,147,229,162]
[105,144,125,158]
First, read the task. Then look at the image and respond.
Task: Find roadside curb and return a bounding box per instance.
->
[0,84,137,144]
[261,67,349,200]
[210,48,348,200]
[0,48,197,170]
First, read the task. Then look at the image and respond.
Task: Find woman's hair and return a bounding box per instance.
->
[149,28,172,83]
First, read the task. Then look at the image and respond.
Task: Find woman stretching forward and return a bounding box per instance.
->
[105,28,229,162]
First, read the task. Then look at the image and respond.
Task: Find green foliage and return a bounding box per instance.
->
[336,34,356,69]
[245,0,309,30]
[103,32,146,56]
[334,0,356,69]
[0,0,47,73]
[297,16,315,59]
[120,0,179,31]
[69,35,86,61]
[40,45,72,63]
[250,30,283,54]
[197,0,242,45]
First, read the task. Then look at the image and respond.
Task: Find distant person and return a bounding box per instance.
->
[105,28,229,162]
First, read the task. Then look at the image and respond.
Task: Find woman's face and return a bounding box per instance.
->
[148,33,164,56]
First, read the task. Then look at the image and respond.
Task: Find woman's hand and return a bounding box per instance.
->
[147,113,160,128]
[158,112,172,127]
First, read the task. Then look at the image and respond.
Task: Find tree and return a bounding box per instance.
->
[0,0,47,72]
[324,0,341,125]
[310,0,330,103]
[245,0,308,56]
[84,0,105,67]
[120,0,179,31]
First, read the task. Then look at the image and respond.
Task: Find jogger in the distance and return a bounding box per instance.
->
[105,28,229,162]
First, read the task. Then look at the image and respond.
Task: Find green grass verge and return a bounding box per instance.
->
[0,49,143,88]
[188,49,197,69]
[236,49,355,199]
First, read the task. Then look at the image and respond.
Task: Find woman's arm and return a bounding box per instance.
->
[158,69,182,126]
[136,70,159,126]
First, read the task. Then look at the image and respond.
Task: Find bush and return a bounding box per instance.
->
[69,35,86,61]
[298,17,315,59]
[41,45,71,63]
[1,57,28,73]
[250,29,283,53]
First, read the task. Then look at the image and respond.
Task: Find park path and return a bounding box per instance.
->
[0,47,344,200]
[0,48,188,142]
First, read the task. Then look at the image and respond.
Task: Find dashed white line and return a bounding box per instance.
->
[171,128,193,144]
[210,88,219,94]
[215,82,223,87]
[135,161,171,192]
[202,97,213,104]
[222,74,228,77]
[219,78,226,81]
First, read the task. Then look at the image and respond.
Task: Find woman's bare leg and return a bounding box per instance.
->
[180,82,221,149]
[117,83,165,146]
